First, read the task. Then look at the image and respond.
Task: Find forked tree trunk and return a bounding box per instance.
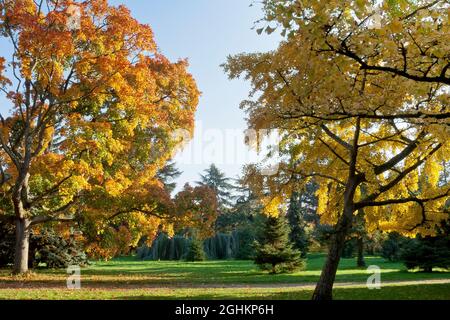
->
[13,217,31,274]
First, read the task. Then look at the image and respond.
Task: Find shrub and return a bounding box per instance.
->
[185,237,206,262]
[31,231,89,268]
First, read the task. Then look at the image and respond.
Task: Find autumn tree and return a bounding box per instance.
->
[84,180,175,260]
[0,0,199,273]
[225,0,449,300]
[173,183,219,240]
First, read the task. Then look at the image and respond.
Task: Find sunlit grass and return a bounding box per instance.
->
[0,254,449,299]
[1,283,449,300]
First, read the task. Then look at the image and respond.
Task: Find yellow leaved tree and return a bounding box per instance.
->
[224,0,449,300]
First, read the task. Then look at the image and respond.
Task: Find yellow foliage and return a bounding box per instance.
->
[225,0,450,237]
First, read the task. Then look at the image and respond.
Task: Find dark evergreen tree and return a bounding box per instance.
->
[364,230,386,256]
[215,180,261,232]
[400,221,450,272]
[30,230,89,268]
[286,191,309,258]
[185,237,206,262]
[381,232,407,262]
[341,239,356,259]
[197,164,235,209]
[156,160,182,193]
[254,215,305,274]
[234,225,257,259]
[401,238,450,272]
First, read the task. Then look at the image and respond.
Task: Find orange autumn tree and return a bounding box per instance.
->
[0,0,199,273]
[225,0,449,300]
[82,178,176,260]
[174,183,219,240]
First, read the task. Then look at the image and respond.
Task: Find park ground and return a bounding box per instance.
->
[0,254,449,300]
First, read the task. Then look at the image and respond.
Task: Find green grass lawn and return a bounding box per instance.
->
[1,283,449,300]
[1,254,449,300]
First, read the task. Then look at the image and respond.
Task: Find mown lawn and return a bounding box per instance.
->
[0,254,449,300]
[1,283,450,300]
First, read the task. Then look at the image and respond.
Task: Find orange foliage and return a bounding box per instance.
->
[0,1,199,262]
[174,184,219,240]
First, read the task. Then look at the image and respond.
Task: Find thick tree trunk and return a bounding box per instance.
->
[311,224,348,300]
[356,237,366,267]
[13,217,31,274]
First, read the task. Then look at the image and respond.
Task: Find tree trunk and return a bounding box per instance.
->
[311,224,348,300]
[312,201,355,300]
[357,237,366,267]
[312,118,361,300]
[424,266,433,273]
[13,217,31,274]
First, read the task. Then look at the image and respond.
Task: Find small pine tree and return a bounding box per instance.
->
[254,215,305,274]
[185,237,206,262]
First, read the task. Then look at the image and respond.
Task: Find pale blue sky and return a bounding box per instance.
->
[110,0,281,191]
[0,0,282,192]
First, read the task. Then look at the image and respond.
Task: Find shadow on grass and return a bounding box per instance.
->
[116,283,450,300]
[1,255,449,289]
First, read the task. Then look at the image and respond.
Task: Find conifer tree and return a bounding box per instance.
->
[185,237,206,262]
[401,219,450,272]
[254,215,305,274]
[198,164,235,209]
[157,161,182,193]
